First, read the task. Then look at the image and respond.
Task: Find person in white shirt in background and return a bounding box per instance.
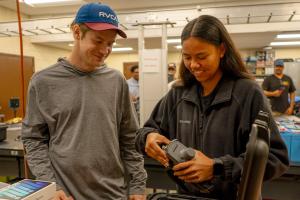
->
[127,65,140,120]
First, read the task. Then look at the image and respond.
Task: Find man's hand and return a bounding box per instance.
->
[52,190,73,200]
[129,194,146,200]
[272,90,283,97]
[145,132,170,167]
[285,106,294,115]
[173,150,214,183]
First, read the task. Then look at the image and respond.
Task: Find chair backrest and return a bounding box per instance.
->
[237,111,270,200]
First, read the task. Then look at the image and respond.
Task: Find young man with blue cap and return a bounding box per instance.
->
[262,59,296,114]
[22,2,146,200]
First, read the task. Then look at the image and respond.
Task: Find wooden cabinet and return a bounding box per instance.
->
[0,53,34,121]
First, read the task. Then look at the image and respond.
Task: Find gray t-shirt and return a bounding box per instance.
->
[22,58,147,199]
[262,74,296,113]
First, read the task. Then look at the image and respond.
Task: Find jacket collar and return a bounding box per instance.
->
[212,76,234,106]
[182,76,234,106]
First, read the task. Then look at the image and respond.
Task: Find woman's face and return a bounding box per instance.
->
[182,37,225,86]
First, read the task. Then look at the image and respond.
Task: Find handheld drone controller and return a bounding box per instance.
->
[162,139,195,165]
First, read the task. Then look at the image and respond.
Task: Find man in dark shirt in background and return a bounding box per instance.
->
[262,59,296,114]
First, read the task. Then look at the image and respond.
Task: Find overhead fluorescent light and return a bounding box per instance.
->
[167,39,181,44]
[112,47,133,52]
[270,41,300,46]
[277,34,300,39]
[175,45,182,49]
[22,0,83,7]
[263,46,272,50]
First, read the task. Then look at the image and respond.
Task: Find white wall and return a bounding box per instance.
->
[106,51,182,72]
[105,53,138,72]
[0,6,27,22]
[0,6,70,72]
[0,36,69,72]
[168,52,181,66]
[273,48,300,60]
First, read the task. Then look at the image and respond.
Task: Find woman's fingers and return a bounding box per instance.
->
[145,132,170,166]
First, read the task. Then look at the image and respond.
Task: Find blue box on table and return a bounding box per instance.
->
[291,134,300,162]
[280,132,293,159]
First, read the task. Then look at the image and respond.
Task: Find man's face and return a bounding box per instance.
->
[74,26,117,70]
[133,68,139,81]
[274,65,284,75]
[168,67,176,75]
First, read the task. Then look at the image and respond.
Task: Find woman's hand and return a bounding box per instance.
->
[52,190,73,200]
[129,194,146,200]
[173,150,214,183]
[145,132,171,167]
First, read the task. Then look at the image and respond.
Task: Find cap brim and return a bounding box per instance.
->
[85,23,127,38]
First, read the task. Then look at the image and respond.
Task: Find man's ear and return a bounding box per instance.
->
[72,24,81,40]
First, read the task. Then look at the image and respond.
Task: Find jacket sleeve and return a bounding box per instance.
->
[220,85,289,183]
[21,80,58,186]
[119,79,147,195]
[135,93,172,155]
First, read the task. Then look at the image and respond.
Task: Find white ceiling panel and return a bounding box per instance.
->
[1,0,300,50]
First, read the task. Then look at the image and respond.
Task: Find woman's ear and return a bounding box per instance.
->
[220,43,226,58]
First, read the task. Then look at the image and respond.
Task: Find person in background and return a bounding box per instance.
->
[135,15,289,199]
[127,65,139,103]
[167,63,178,90]
[22,3,146,200]
[167,63,177,83]
[127,65,140,121]
[262,59,296,115]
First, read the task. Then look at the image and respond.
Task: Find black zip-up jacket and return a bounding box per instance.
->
[135,76,289,199]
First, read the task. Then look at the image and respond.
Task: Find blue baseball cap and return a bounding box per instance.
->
[74,3,127,38]
[274,59,284,67]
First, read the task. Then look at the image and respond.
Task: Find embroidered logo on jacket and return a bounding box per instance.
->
[179,120,191,124]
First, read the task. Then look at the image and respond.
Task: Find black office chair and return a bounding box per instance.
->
[237,111,270,200]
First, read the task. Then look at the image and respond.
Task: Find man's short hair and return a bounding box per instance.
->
[70,21,91,39]
[130,65,139,73]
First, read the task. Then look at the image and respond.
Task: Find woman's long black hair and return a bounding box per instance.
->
[178,15,253,87]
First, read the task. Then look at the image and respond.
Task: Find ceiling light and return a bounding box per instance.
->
[21,0,83,7]
[112,47,133,52]
[263,46,272,50]
[277,34,300,39]
[175,45,182,49]
[270,41,300,46]
[167,39,181,44]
